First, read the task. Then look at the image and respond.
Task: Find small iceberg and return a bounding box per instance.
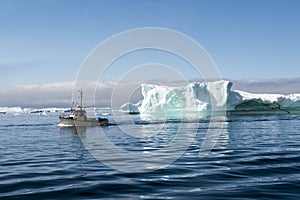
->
[120,100,142,114]
[0,106,23,114]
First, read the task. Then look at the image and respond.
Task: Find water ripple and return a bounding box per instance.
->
[0,114,300,199]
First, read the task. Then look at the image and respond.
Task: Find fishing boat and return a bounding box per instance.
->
[58,89,108,126]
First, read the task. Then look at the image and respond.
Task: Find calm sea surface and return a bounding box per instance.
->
[1,113,300,199]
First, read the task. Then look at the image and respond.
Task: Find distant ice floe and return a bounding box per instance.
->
[0,107,67,115]
[120,80,300,119]
[0,106,23,114]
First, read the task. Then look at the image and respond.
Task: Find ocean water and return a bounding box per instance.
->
[1,113,300,199]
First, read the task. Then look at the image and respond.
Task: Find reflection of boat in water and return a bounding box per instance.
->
[58,89,108,126]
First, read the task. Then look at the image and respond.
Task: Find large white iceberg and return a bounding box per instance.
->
[120,80,300,119]
[139,80,236,119]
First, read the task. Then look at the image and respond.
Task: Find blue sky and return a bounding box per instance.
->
[0,0,300,85]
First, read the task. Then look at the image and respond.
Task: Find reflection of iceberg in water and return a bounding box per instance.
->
[77,116,231,172]
[121,80,300,120]
[199,116,230,158]
[76,121,200,173]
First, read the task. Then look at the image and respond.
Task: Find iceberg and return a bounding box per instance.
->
[236,90,300,108]
[120,100,142,114]
[139,81,234,119]
[120,80,300,120]
[0,106,23,114]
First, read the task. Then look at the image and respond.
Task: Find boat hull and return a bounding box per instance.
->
[58,117,75,127]
[58,117,108,127]
[74,119,108,126]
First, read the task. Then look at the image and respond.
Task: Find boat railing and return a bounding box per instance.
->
[59,111,74,117]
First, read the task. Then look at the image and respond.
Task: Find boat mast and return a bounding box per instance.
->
[79,89,83,111]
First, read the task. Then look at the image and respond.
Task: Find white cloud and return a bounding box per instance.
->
[0,82,74,107]
[232,78,300,94]
[0,81,143,108]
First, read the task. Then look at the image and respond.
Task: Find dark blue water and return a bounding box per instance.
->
[1,113,300,199]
